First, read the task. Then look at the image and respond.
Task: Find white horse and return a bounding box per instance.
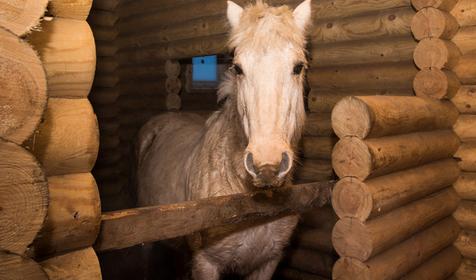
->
[135,1,311,279]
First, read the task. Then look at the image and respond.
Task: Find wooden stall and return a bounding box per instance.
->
[3,0,476,279]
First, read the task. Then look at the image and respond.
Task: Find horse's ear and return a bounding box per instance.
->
[227,1,243,29]
[293,0,311,32]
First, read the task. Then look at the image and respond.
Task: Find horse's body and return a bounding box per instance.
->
[136,1,311,279]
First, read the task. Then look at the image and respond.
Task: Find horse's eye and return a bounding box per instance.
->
[232,64,244,75]
[293,63,304,75]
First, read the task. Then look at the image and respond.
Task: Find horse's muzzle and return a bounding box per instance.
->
[244,152,292,187]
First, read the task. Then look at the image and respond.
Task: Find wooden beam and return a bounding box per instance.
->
[95,181,332,251]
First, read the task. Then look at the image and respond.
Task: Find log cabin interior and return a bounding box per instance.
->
[1,0,476,279]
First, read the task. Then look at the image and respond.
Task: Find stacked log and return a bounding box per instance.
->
[331,95,461,279]
[411,1,476,278]
[87,1,127,211]
[25,1,102,278]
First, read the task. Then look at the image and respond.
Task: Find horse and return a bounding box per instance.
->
[135,1,311,279]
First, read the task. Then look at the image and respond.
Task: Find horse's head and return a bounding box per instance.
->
[226,0,311,188]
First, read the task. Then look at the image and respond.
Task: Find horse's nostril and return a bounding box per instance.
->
[278,152,291,177]
[244,152,257,176]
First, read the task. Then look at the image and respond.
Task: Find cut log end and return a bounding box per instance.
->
[0,0,49,36]
[413,69,460,99]
[332,218,372,261]
[0,28,47,145]
[413,38,461,69]
[331,96,372,139]
[333,257,371,280]
[411,7,459,40]
[0,252,48,280]
[332,178,372,221]
[48,0,93,20]
[411,0,459,11]
[332,137,371,180]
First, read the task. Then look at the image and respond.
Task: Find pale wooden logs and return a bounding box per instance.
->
[34,173,101,257]
[28,18,96,98]
[454,115,476,141]
[455,142,476,172]
[411,8,459,40]
[411,0,458,11]
[0,0,48,36]
[40,247,101,280]
[413,68,461,99]
[454,53,476,84]
[454,173,476,201]
[332,217,460,280]
[0,28,47,145]
[96,181,332,251]
[307,88,413,114]
[48,0,93,20]
[456,258,476,280]
[455,230,476,259]
[332,188,459,261]
[0,140,48,255]
[454,200,476,230]
[287,248,334,277]
[311,7,414,44]
[452,86,476,113]
[308,62,417,90]
[32,98,99,176]
[311,36,416,67]
[0,252,48,280]
[451,0,476,27]
[304,114,333,137]
[401,246,461,280]
[331,96,458,139]
[332,130,460,180]
[294,159,334,183]
[301,137,336,160]
[452,26,476,55]
[413,38,461,69]
[332,159,459,221]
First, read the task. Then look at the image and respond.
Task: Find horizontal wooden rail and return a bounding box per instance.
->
[95,181,333,251]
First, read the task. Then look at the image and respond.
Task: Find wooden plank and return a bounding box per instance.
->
[95,181,332,251]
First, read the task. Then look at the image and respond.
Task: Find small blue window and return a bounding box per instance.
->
[192,55,217,82]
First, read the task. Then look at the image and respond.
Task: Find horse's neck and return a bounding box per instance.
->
[189,96,250,198]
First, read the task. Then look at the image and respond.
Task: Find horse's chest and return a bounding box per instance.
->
[200,215,299,274]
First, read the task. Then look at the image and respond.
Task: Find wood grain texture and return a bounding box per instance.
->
[40,247,101,280]
[331,96,458,139]
[401,246,461,280]
[454,200,476,230]
[414,38,461,70]
[411,7,459,40]
[451,0,476,27]
[0,140,48,255]
[0,251,48,280]
[95,181,332,251]
[0,0,48,36]
[332,131,459,180]
[48,0,92,20]
[412,0,458,11]
[294,159,334,183]
[32,98,99,176]
[454,173,476,201]
[304,114,333,137]
[301,136,337,160]
[34,173,101,257]
[333,217,460,280]
[455,230,476,259]
[456,258,476,280]
[332,188,459,261]
[332,159,459,221]
[28,18,96,98]
[452,86,476,114]
[455,141,476,172]
[0,28,47,145]
[454,115,476,141]
[413,68,461,99]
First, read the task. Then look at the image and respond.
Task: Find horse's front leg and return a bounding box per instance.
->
[245,257,281,280]
[191,252,220,280]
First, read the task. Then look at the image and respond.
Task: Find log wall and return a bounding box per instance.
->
[331,95,461,279]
